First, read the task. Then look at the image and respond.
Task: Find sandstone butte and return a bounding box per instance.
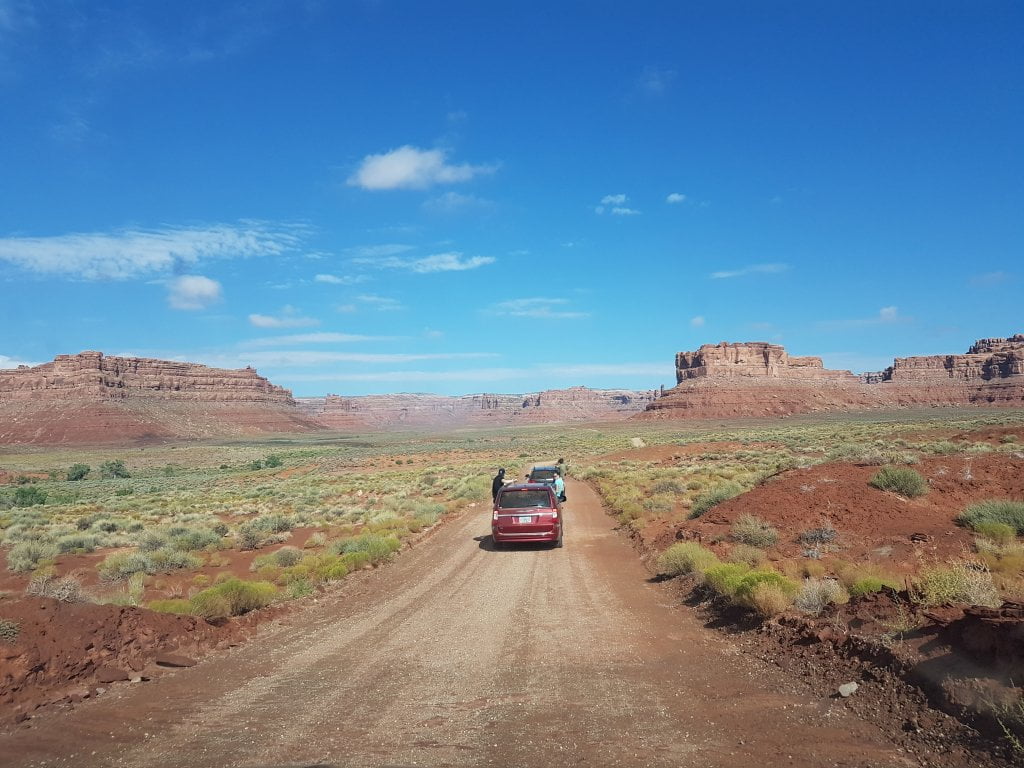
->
[1,334,1022,443]
[642,334,1024,420]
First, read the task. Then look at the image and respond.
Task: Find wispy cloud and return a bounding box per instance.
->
[347,145,497,190]
[666,193,686,204]
[243,332,395,347]
[816,306,911,331]
[283,361,667,384]
[970,270,1013,287]
[0,353,39,370]
[355,251,495,273]
[422,191,494,214]
[248,306,320,328]
[491,298,589,319]
[238,350,497,367]
[342,243,415,259]
[0,222,300,280]
[167,275,222,310]
[595,194,640,216]
[710,263,789,279]
[314,273,367,285]
[356,294,403,311]
[690,315,705,328]
[637,65,676,95]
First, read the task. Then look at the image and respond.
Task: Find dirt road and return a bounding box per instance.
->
[2,478,922,768]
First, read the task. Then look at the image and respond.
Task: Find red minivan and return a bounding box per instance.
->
[492,483,563,548]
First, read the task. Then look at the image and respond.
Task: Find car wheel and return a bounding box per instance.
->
[555,533,564,549]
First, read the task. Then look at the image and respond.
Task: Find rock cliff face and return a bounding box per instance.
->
[300,386,657,429]
[0,352,319,443]
[645,335,1024,420]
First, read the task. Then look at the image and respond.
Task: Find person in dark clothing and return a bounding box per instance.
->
[491,468,506,501]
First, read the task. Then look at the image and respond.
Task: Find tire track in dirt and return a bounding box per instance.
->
[1,478,937,768]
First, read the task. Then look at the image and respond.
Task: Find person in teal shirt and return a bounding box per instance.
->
[553,471,566,502]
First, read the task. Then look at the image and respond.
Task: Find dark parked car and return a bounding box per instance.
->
[526,465,559,486]
[492,483,563,548]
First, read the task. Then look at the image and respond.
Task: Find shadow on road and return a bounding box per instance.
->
[473,535,557,552]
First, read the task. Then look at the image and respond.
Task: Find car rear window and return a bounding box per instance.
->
[498,489,553,509]
[529,469,557,481]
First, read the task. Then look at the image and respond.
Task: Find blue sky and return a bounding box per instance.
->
[1,1,1021,397]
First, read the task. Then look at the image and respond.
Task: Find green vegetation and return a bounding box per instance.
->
[957,499,1024,535]
[67,463,91,481]
[688,482,744,519]
[187,578,278,620]
[13,485,47,507]
[869,466,928,498]
[731,515,779,549]
[99,459,131,479]
[912,558,1001,608]
[656,541,719,577]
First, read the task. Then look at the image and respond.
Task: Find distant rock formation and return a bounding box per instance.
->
[299,386,657,429]
[644,335,1024,419]
[0,352,319,443]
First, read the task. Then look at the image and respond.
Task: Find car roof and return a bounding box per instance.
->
[530,465,558,471]
[500,482,554,491]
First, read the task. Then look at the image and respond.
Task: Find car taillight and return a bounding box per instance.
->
[492,510,499,521]
[551,510,558,519]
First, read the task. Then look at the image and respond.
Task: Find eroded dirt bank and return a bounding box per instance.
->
[0,478,998,767]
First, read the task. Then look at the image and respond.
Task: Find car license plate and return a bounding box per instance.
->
[517,515,533,524]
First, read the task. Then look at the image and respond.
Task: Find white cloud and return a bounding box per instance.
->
[970,270,1013,287]
[422,191,494,214]
[638,65,676,95]
[491,298,589,319]
[816,306,911,331]
[666,193,686,204]
[343,243,415,259]
[347,145,496,190]
[243,332,394,347]
[595,194,640,216]
[284,361,667,384]
[0,222,300,280]
[710,263,789,279]
[690,315,705,328]
[248,307,320,328]
[0,354,39,370]
[355,251,495,273]
[167,275,222,311]
[356,294,403,311]
[336,304,357,314]
[314,273,367,285]
[237,350,497,367]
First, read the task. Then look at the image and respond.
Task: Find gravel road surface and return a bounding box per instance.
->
[0,477,917,768]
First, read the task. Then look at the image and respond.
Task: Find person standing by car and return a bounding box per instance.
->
[491,468,506,501]
[556,457,568,478]
[553,470,566,502]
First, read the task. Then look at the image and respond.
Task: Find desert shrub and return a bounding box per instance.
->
[56,533,97,553]
[26,572,86,603]
[148,548,203,572]
[642,494,674,516]
[305,532,327,549]
[341,551,372,571]
[273,546,304,567]
[957,500,1024,536]
[189,578,277,620]
[688,482,743,519]
[848,577,895,598]
[798,526,838,546]
[287,579,314,598]
[97,551,152,581]
[67,464,91,481]
[794,578,849,615]
[656,542,719,577]
[148,599,192,614]
[13,486,47,507]
[728,543,767,567]
[651,479,686,494]
[139,531,170,552]
[731,515,779,549]
[913,558,1000,608]
[6,541,58,572]
[251,514,293,533]
[99,460,131,479]
[264,454,283,468]
[331,533,401,565]
[747,583,794,617]
[169,528,221,552]
[869,466,927,498]
[974,522,1017,547]
[0,619,19,642]
[734,570,798,611]
[703,563,750,598]
[235,526,263,551]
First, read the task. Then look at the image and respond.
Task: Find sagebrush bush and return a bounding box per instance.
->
[798,526,838,546]
[974,522,1017,546]
[6,540,58,572]
[848,577,894,598]
[0,619,20,642]
[56,534,97,554]
[273,546,304,567]
[913,558,1000,608]
[794,578,849,615]
[747,583,794,617]
[957,500,1024,535]
[13,486,47,507]
[727,544,767,567]
[688,482,743,519]
[656,542,719,577]
[869,466,928,498]
[330,533,401,565]
[26,572,86,603]
[67,463,90,481]
[731,515,779,549]
[734,570,798,611]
